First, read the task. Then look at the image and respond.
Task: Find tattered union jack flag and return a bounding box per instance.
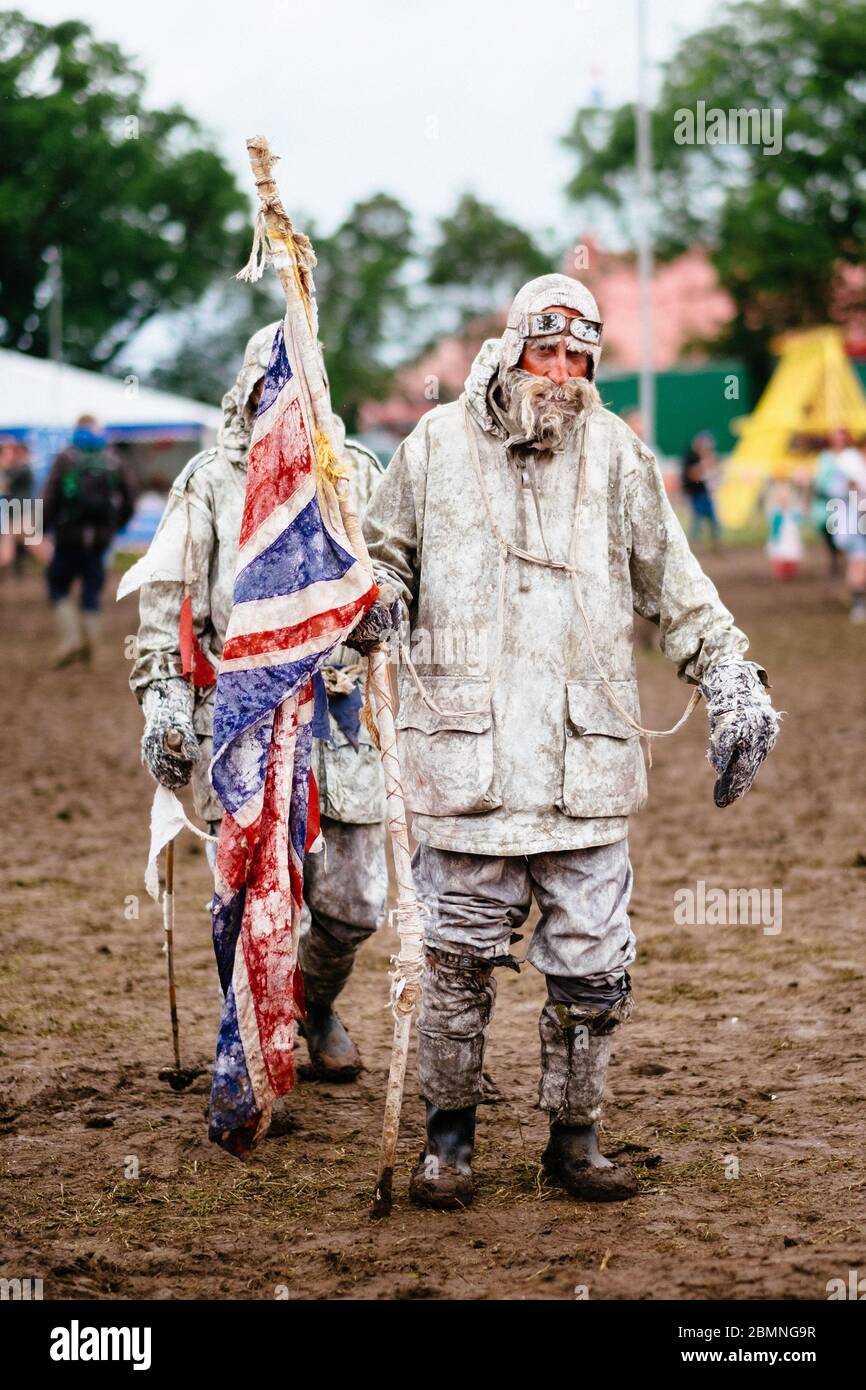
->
[208,321,377,1155]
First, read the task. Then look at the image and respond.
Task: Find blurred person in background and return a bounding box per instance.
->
[127,325,388,1082]
[0,436,17,571]
[765,478,804,580]
[43,415,136,666]
[680,430,721,546]
[830,431,866,624]
[812,428,852,576]
[1,437,37,574]
[816,428,866,622]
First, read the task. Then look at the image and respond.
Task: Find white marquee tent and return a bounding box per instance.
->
[0,348,221,435]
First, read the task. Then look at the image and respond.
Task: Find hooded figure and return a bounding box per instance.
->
[361,274,779,1207]
[128,324,388,1082]
[43,416,136,666]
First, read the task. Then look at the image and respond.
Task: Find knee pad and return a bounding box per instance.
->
[545,972,633,1035]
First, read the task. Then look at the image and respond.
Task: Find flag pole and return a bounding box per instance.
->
[241,136,424,1217]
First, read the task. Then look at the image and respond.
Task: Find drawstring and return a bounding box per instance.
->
[524,452,552,564]
[398,397,701,747]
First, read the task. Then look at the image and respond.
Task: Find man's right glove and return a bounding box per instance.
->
[345,578,401,655]
[141,678,200,790]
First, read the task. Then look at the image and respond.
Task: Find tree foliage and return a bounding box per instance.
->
[426,192,551,324]
[0,10,247,368]
[311,193,415,432]
[562,0,866,383]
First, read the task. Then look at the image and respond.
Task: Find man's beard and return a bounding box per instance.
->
[500,369,599,451]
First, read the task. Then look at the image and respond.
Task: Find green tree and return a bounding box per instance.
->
[0,11,247,368]
[427,192,552,325]
[562,0,866,385]
[311,193,415,432]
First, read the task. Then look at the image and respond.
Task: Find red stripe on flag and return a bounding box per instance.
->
[241,701,298,1094]
[239,396,313,549]
[215,814,251,893]
[221,587,377,663]
[305,767,320,853]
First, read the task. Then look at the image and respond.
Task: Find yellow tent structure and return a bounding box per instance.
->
[717,327,866,530]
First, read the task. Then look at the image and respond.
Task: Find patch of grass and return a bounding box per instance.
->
[651,1119,699,1142]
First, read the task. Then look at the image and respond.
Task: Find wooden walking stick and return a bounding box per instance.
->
[157,743,203,1092]
[240,135,425,1216]
[364,645,425,1218]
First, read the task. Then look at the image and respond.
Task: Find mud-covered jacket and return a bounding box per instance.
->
[363,336,752,856]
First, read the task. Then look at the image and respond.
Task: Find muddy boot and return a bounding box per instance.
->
[409,1103,476,1210]
[542,1120,637,1202]
[298,1001,362,1082]
[81,611,101,664]
[538,990,637,1203]
[52,597,87,668]
[297,911,373,1081]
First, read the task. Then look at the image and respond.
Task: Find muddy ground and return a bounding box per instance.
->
[1,545,864,1301]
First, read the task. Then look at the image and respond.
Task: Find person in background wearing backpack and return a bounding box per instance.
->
[43,414,136,667]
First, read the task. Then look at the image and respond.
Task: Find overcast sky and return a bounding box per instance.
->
[25,0,721,240]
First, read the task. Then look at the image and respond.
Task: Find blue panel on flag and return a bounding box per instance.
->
[208,986,260,1141]
[232,496,356,603]
[257,325,292,417]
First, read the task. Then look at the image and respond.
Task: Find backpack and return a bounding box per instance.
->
[57,449,121,528]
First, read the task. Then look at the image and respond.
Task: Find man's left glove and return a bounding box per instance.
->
[701,659,780,808]
[345,578,401,655]
[141,678,201,790]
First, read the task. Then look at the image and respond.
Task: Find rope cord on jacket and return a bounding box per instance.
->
[395,397,700,743]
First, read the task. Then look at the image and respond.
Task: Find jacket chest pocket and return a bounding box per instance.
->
[559,679,647,819]
[395,675,501,816]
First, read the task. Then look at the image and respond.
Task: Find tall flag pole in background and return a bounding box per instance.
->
[211,139,425,1204]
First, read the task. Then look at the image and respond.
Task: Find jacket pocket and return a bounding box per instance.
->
[314,720,386,825]
[559,679,647,818]
[395,675,500,816]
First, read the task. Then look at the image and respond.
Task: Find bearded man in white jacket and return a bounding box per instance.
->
[359,274,779,1207]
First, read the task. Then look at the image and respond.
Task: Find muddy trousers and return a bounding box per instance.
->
[298,817,388,1007]
[412,841,635,1124]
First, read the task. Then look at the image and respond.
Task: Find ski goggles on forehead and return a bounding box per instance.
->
[518,311,603,347]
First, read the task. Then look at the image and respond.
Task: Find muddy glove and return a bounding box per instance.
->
[345,578,401,655]
[141,678,200,790]
[701,659,780,808]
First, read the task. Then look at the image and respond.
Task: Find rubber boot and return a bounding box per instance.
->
[542,1120,637,1202]
[81,611,101,664]
[297,1001,362,1082]
[409,1103,476,1210]
[538,999,637,1202]
[297,911,374,1081]
[52,597,87,668]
